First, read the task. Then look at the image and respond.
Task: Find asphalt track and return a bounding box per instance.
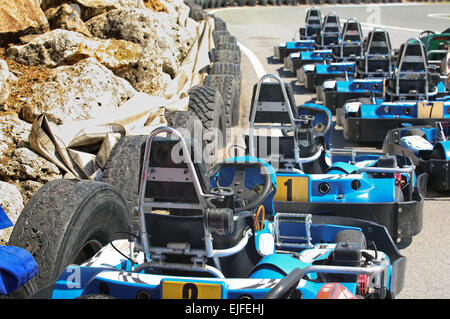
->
[211,3,450,299]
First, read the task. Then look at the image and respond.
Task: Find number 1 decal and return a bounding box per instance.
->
[284,179,293,201]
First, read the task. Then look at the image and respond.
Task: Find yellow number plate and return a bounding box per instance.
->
[162,280,222,299]
[417,102,444,119]
[274,176,309,202]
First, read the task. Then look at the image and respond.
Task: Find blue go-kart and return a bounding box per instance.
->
[240,74,425,248]
[383,121,450,192]
[281,12,342,74]
[273,7,322,62]
[319,28,395,113]
[0,205,37,296]
[297,18,365,87]
[340,38,449,143]
[15,126,406,299]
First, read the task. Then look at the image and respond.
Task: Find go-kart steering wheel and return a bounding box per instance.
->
[208,161,273,213]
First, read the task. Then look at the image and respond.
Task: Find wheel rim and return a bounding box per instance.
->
[72,236,105,265]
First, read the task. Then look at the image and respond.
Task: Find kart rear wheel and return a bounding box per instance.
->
[7,179,130,298]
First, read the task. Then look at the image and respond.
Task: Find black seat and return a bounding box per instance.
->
[317,13,341,48]
[332,19,363,61]
[357,29,392,76]
[145,138,209,205]
[385,39,436,98]
[301,7,322,39]
[140,130,261,278]
[249,81,297,124]
[246,76,329,172]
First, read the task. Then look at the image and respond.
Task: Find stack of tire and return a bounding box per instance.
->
[99,14,243,226]
[184,15,242,154]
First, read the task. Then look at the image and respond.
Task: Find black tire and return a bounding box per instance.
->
[238,0,246,5]
[212,30,230,46]
[215,34,237,47]
[216,42,241,58]
[188,86,227,152]
[214,17,227,31]
[335,229,367,249]
[248,0,257,5]
[7,179,130,298]
[213,49,241,65]
[102,135,148,228]
[203,74,239,128]
[210,61,242,94]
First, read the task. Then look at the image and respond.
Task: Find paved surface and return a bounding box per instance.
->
[212,3,450,299]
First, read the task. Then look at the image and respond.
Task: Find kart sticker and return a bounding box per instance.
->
[344,102,361,113]
[400,136,433,151]
[417,101,444,119]
[323,81,336,89]
[298,248,331,263]
[303,64,316,72]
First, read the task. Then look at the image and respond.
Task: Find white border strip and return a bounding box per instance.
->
[237,41,267,79]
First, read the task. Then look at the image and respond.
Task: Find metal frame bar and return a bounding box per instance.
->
[363,27,393,76]
[395,37,429,99]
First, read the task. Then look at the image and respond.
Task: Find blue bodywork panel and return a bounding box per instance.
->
[315,62,356,75]
[285,40,315,50]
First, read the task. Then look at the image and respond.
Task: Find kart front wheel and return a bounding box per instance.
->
[8,179,130,298]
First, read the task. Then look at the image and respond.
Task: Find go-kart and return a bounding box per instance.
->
[419,28,450,77]
[340,38,449,143]
[281,12,342,74]
[297,18,365,87]
[319,28,394,113]
[383,121,450,192]
[22,126,406,300]
[239,74,425,248]
[0,205,38,295]
[273,7,322,62]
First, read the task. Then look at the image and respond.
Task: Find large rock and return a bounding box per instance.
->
[6,29,142,73]
[86,8,195,95]
[51,0,149,20]
[0,116,32,155]
[45,3,93,37]
[0,60,10,103]
[20,58,137,124]
[0,182,24,244]
[0,0,49,45]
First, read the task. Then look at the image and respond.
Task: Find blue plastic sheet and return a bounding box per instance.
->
[0,246,38,295]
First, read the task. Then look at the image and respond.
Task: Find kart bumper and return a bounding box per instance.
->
[304,72,348,92]
[274,173,427,248]
[342,117,449,143]
[274,45,311,62]
[310,215,406,298]
[384,139,450,192]
[323,90,383,112]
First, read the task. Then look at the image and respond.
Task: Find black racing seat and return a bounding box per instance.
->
[357,29,392,76]
[332,19,364,61]
[385,39,441,99]
[249,81,297,124]
[301,7,322,40]
[317,12,341,48]
[246,75,330,172]
[139,128,261,278]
